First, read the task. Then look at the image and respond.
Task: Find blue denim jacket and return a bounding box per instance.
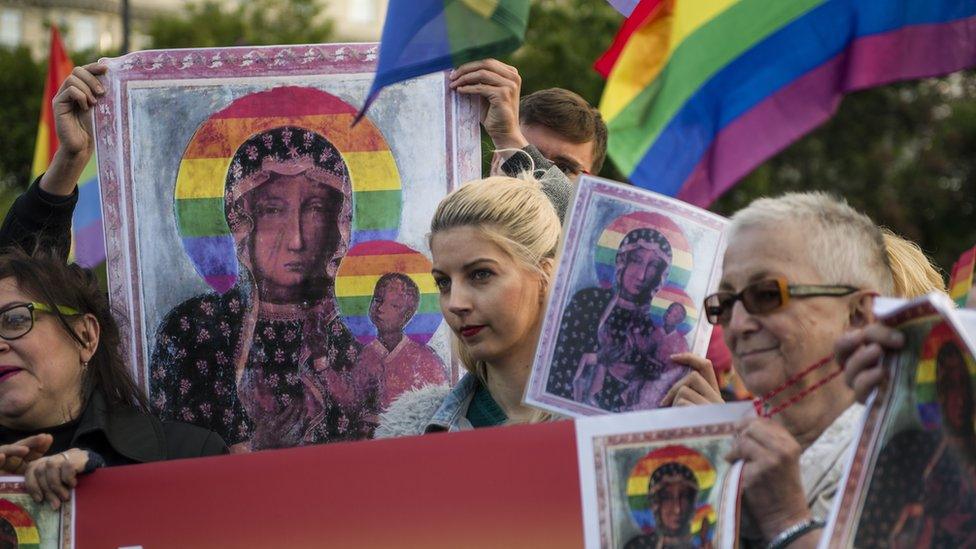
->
[424,373,479,433]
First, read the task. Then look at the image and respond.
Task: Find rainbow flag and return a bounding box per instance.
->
[358,0,530,119]
[30,26,105,267]
[949,245,976,308]
[597,1,976,206]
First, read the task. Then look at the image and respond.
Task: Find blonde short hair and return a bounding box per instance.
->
[430,175,561,423]
[728,192,895,295]
[881,229,946,298]
[430,175,560,275]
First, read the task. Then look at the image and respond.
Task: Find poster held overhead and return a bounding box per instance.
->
[92,43,481,451]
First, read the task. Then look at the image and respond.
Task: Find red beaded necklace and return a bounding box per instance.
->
[752,355,844,418]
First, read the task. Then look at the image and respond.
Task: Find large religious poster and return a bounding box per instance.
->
[575,403,752,548]
[526,175,727,418]
[823,293,976,548]
[92,44,481,451]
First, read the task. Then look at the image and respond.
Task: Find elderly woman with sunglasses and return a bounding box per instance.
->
[676,193,893,549]
[0,250,227,510]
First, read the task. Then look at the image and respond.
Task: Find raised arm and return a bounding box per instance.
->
[0,63,107,257]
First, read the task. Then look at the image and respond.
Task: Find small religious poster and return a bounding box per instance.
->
[526,175,727,417]
[92,43,481,451]
[0,476,71,548]
[822,293,976,548]
[576,402,753,548]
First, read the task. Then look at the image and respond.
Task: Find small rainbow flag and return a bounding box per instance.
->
[335,240,442,345]
[358,0,530,119]
[607,0,639,17]
[0,498,41,548]
[596,1,976,206]
[30,26,105,267]
[949,245,975,308]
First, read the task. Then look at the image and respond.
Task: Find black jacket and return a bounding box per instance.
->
[0,180,228,462]
[0,177,76,259]
[74,390,228,465]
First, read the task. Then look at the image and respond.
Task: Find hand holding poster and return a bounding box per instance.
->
[823,293,976,548]
[92,43,481,451]
[526,175,727,417]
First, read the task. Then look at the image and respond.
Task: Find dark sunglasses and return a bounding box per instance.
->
[704,277,859,326]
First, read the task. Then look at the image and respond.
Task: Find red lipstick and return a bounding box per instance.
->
[0,366,22,383]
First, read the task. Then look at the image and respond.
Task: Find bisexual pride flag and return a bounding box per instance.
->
[30,26,105,268]
[597,1,976,207]
[358,0,530,119]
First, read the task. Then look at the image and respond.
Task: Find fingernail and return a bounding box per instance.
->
[96,85,104,94]
[889,332,904,346]
[448,69,456,78]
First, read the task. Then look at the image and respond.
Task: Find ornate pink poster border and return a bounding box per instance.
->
[93,43,481,387]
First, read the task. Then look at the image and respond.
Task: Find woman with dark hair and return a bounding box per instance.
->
[0,249,226,510]
[2,65,373,451]
[150,125,372,451]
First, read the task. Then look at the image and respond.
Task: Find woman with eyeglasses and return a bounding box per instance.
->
[0,250,227,510]
[676,192,892,548]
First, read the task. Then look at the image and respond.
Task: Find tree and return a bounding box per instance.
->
[148,0,334,49]
[0,47,44,193]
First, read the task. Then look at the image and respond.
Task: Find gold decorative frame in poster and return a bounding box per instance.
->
[576,402,753,548]
[822,293,976,548]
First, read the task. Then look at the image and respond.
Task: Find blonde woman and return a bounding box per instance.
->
[375,176,559,436]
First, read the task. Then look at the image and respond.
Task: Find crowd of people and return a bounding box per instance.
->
[0,55,967,549]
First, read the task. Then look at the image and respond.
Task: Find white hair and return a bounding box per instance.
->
[728,192,895,295]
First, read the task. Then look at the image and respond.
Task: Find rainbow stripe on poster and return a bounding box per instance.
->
[626,445,717,538]
[949,245,975,308]
[595,211,692,288]
[29,26,105,268]
[653,285,697,335]
[0,498,41,548]
[914,320,976,430]
[335,241,442,345]
[690,504,717,536]
[173,86,402,293]
[596,1,976,206]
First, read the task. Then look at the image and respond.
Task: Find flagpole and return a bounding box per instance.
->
[121,0,130,53]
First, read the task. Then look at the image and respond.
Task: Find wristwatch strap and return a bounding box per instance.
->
[766,518,825,549]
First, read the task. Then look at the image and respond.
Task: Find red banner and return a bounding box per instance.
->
[74,421,584,548]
